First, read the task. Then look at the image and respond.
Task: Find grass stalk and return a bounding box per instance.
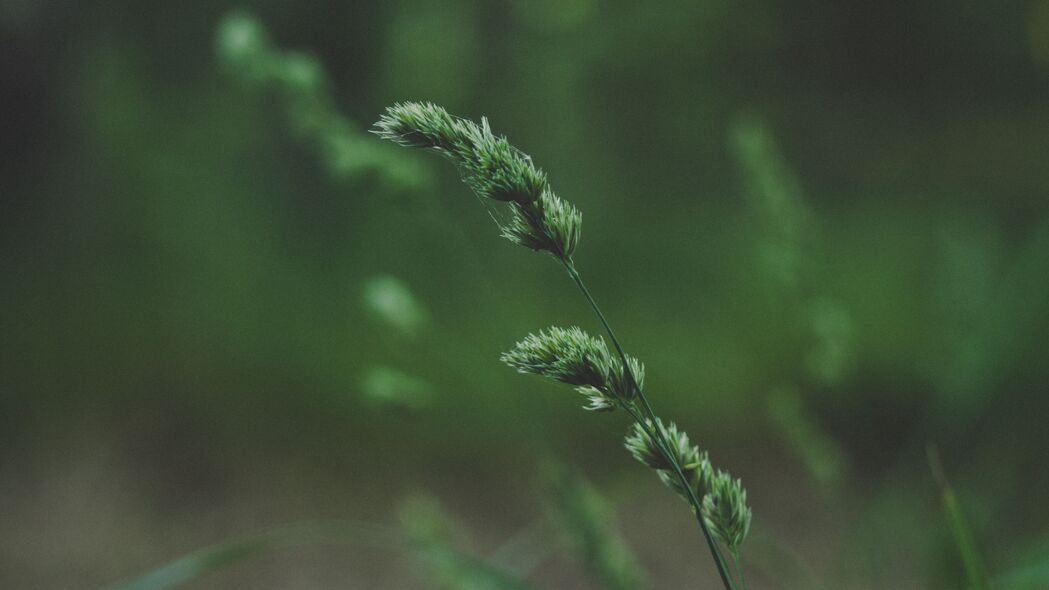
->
[927,445,989,590]
[565,261,737,589]
[732,549,750,590]
[374,101,752,590]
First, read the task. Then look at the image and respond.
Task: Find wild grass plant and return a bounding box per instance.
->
[375,102,752,589]
[128,20,994,588]
[105,21,657,588]
[99,84,1029,590]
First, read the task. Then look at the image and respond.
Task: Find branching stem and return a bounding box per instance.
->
[563,259,737,590]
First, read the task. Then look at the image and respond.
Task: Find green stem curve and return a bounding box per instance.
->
[563,259,737,590]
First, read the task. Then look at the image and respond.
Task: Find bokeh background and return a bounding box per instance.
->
[3,1,1049,588]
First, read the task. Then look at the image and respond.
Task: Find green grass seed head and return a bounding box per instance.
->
[375,102,581,258]
[500,327,642,411]
[701,470,753,553]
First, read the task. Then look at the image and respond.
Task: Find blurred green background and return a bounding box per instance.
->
[3,1,1049,588]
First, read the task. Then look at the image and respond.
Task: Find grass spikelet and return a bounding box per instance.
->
[375,102,581,258]
[702,470,753,553]
[500,326,641,410]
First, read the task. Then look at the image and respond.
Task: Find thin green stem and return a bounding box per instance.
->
[732,549,750,590]
[563,259,737,590]
[623,396,738,590]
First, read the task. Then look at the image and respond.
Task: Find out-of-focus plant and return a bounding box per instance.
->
[398,495,535,590]
[730,112,855,387]
[929,219,1049,422]
[730,113,852,489]
[730,114,812,291]
[216,13,445,412]
[102,519,529,590]
[991,531,1049,590]
[101,522,390,590]
[401,464,651,589]
[101,522,377,590]
[359,365,434,412]
[361,274,429,339]
[927,446,989,590]
[542,462,647,590]
[358,274,436,411]
[923,442,1049,590]
[376,101,751,589]
[766,388,846,489]
[215,10,428,192]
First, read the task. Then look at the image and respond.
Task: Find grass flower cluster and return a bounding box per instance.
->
[376,101,752,589]
[374,102,581,257]
[501,327,642,412]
